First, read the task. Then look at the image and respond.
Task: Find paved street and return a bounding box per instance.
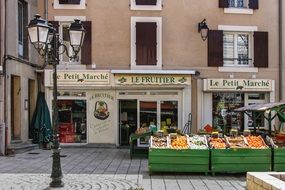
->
[0,148,246,190]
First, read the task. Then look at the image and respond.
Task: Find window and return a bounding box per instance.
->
[208,26,268,69]
[50,17,91,65]
[18,0,28,59]
[58,0,81,4]
[229,0,248,8]
[223,32,252,66]
[219,0,258,14]
[130,0,162,11]
[131,17,162,70]
[60,22,81,64]
[54,0,86,9]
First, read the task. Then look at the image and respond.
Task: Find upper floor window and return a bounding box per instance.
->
[223,32,252,66]
[49,18,91,66]
[208,26,268,70]
[219,0,258,14]
[59,0,81,4]
[54,0,86,9]
[131,17,162,70]
[130,0,162,11]
[18,0,28,59]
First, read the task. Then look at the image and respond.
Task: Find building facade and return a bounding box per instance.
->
[0,0,39,155]
[38,0,280,147]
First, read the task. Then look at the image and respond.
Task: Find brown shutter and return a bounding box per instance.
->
[208,30,223,67]
[81,21,92,65]
[23,1,29,60]
[136,0,157,5]
[249,0,258,9]
[136,22,157,66]
[254,31,268,68]
[48,21,59,63]
[219,0,229,8]
[59,0,81,4]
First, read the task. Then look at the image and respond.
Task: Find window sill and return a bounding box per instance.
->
[130,65,162,70]
[54,0,86,9]
[224,8,253,15]
[57,63,86,70]
[218,66,258,73]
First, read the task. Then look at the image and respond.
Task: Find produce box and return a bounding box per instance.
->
[267,136,285,171]
[211,148,271,173]
[148,148,210,174]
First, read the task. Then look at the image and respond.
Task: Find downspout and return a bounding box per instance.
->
[3,0,7,155]
[279,0,283,101]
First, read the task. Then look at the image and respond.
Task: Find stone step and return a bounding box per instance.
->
[8,141,39,155]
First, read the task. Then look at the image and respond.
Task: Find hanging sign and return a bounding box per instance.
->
[45,70,110,86]
[115,74,191,85]
[203,79,273,92]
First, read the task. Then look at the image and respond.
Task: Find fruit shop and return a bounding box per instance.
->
[148,101,285,174]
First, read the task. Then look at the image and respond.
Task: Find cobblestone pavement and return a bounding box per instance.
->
[0,148,246,190]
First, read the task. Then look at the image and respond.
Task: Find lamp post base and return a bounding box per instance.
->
[50,146,64,188]
[50,177,64,188]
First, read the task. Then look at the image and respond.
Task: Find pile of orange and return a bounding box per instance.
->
[246,136,267,148]
[171,136,189,149]
[209,137,226,149]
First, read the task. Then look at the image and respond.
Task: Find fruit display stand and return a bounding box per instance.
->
[210,135,271,174]
[148,135,210,175]
[267,135,285,171]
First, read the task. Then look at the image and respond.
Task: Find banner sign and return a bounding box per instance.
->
[203,79,273,92]
[45,70,110,86]
[115,74,191,85]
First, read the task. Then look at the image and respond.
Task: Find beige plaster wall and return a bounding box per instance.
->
[5,0,39,144]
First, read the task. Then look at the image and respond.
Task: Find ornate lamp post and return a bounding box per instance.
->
[27,14,85,187]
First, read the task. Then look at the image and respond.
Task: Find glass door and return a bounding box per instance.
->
[160,101,178,132]
[118,100,137,146]
[138,101,158,147]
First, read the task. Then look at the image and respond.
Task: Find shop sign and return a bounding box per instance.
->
[115,74,191,85]
[45,70,110,86]
[204,79,273,91]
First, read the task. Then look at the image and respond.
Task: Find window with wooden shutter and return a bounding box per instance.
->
[219,0,229,8]
[59,0,81,4]
[249,0,258,9]
[254,31,268,68]
[18,0,29,59]
[81,21,92,65]
[136,22,157,66]
[136,0,157,5]
[208,30,223,67]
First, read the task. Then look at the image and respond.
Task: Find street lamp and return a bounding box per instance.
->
[198,18,209,41]
[27,14,85,187]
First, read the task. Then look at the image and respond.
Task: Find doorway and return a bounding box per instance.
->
[11,75,21,140]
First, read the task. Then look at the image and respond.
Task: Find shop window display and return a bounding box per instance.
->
[58,100,87,143]
[212,93,244,134]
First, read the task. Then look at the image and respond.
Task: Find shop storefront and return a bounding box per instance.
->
[44,69,195,146]
[201,78,275,133]
[113,70,194,147]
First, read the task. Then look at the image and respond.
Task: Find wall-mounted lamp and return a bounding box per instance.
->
[198,19,209,41]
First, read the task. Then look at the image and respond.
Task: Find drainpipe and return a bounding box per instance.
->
[279,0,283,101]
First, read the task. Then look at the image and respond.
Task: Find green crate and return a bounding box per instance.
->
[148,148,210,174]
[272,148,285,171]
[211,148,271,173]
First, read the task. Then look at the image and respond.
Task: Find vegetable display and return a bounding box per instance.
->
[246,135,268,149]
[151,136,168,148]
[208,137,227,149]
[188,135,208,149]
[170,135,189,149]
[226,136,248,148]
